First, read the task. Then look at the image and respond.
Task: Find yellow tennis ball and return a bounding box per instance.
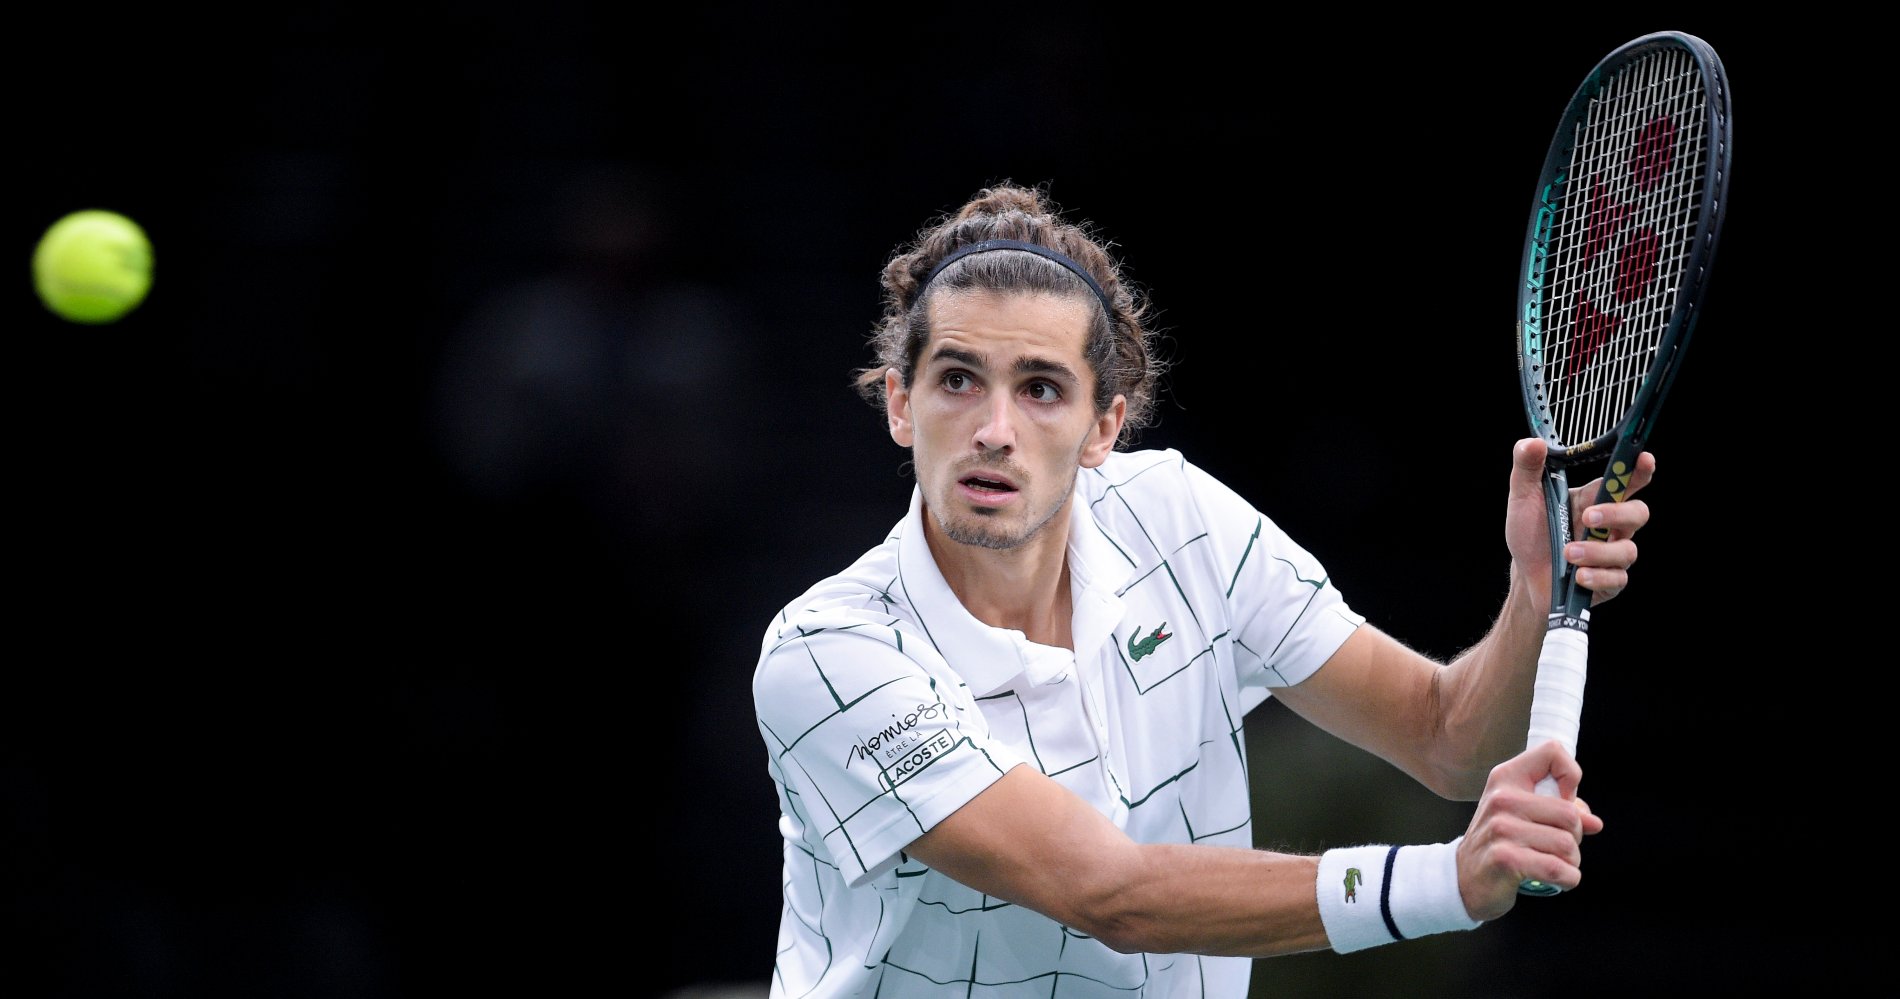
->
[32,209,154,324]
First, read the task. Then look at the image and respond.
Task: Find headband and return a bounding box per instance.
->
[916,238,1115,321]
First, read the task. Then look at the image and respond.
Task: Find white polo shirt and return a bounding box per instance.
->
[753,448,1364,998]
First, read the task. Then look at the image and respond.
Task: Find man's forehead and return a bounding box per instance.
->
[922,291,1094,366]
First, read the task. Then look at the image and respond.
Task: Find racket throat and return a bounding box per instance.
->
[1547,609,1591,633]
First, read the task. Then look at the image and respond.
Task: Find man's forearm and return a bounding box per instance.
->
[1082,844,1331,958]
[1433,563,1551,797]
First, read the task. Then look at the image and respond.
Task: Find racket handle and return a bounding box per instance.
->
[1526,615,1588,776]
[1519,617,1589,897]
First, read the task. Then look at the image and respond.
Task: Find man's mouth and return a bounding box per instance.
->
[960,474,1017,493]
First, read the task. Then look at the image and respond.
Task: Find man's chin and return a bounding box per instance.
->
[940,518,1025,551]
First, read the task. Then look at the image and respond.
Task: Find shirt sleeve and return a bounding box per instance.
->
[754,621,1027,887]
[1179,459,1365,700]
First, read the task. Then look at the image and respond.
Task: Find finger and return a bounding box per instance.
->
[1621,450,1657,498]
[1477,807,1589,861]
[1570,450,1653,518]
[1579,498,1650,540]
[1485,789,1591,841]
[1566,538,1638,573]
[1530,738,1585,796]
[1514,809,1590,854]
[1497,841,1586,894]
[1496,738,1578,793]
[1573,566,1627,596]
[1582,450,1657,505]
[1574,797,1605,836]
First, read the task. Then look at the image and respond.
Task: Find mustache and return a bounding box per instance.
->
[954,453,1029,483]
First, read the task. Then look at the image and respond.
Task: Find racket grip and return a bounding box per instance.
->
[1519,618,1589,898]
[1525,617,1589,798]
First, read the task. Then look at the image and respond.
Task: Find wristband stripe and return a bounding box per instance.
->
[1379,845,1404,942]
[1318,840,1480,953]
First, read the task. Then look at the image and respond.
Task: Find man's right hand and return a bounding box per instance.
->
[1455,739,1605,922]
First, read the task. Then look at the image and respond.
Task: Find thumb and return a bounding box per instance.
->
[1511,438,1547,494]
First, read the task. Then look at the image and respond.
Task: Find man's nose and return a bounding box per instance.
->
[973,395,1017,453]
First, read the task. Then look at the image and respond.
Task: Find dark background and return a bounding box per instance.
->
[6,8,1835,998]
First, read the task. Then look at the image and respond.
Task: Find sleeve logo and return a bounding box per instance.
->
[843,702,951,772]
[874,730,960,791]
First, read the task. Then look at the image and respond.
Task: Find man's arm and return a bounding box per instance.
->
[906,737,1600,956]
[907,762,1328,957]
[1273,438,1656,800]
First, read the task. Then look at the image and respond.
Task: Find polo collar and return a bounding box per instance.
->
[896,481,1131,697]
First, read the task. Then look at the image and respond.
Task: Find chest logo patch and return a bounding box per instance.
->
[1127,622,1172,661]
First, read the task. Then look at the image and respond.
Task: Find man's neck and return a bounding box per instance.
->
[924,503,1075,650]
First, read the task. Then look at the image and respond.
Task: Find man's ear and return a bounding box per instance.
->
[886,367,913,447]
[1079,394,1126,469]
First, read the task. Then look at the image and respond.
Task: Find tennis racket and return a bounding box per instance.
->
[1514,30,1731,895]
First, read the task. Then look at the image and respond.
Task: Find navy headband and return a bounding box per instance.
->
[916,238,1115,321]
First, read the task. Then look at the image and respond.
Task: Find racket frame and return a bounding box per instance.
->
[1517,26,1730,618]
[1511,29,1731,895]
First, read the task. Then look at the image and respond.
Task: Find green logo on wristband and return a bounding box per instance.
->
[1344,867,1364,903]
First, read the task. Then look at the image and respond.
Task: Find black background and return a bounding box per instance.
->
[6,8,1837,998]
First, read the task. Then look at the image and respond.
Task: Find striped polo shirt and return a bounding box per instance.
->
[754,448,1364,998]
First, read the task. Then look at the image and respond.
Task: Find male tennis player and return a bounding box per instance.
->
[752,183,1651,997]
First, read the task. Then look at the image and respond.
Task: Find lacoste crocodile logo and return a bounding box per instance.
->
[1127,623,1172,662]
[1344,867,1363,903]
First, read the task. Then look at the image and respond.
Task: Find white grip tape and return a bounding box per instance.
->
[1525,621,1588,798]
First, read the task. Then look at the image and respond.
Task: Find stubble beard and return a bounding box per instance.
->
[936,465,1077,551]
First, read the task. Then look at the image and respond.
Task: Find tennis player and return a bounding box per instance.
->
[751,183,1653,997]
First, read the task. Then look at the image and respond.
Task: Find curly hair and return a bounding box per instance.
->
[852,182,1164,446]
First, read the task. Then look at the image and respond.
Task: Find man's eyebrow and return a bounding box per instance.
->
[925,346,1079,383]
[926,345,984,368]
[1013,357,1079,382]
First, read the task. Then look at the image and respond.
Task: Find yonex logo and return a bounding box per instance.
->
[1128,623,1172,662]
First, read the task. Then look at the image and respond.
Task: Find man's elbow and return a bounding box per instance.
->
[1427,766,1488,802]
[1049,852,1171,954]
[1426,705,1514,800]
[1069,906,1163,955]
[1412,743,1497,801]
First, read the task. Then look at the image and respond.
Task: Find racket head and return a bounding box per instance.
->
[1516,30,1732,472]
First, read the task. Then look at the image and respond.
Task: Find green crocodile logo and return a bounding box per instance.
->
[1344,867,1363,903]
[1127,623,1172,661]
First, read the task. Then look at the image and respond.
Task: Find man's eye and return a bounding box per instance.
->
[1027,382,1061,402]
[942,372,977,393]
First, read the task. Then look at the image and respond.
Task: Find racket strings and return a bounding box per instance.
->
[1542,48,1709,446]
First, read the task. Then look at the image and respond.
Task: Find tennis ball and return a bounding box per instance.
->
[32,209,154,324]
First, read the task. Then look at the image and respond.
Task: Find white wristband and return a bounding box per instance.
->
[1315,837,1482,954]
